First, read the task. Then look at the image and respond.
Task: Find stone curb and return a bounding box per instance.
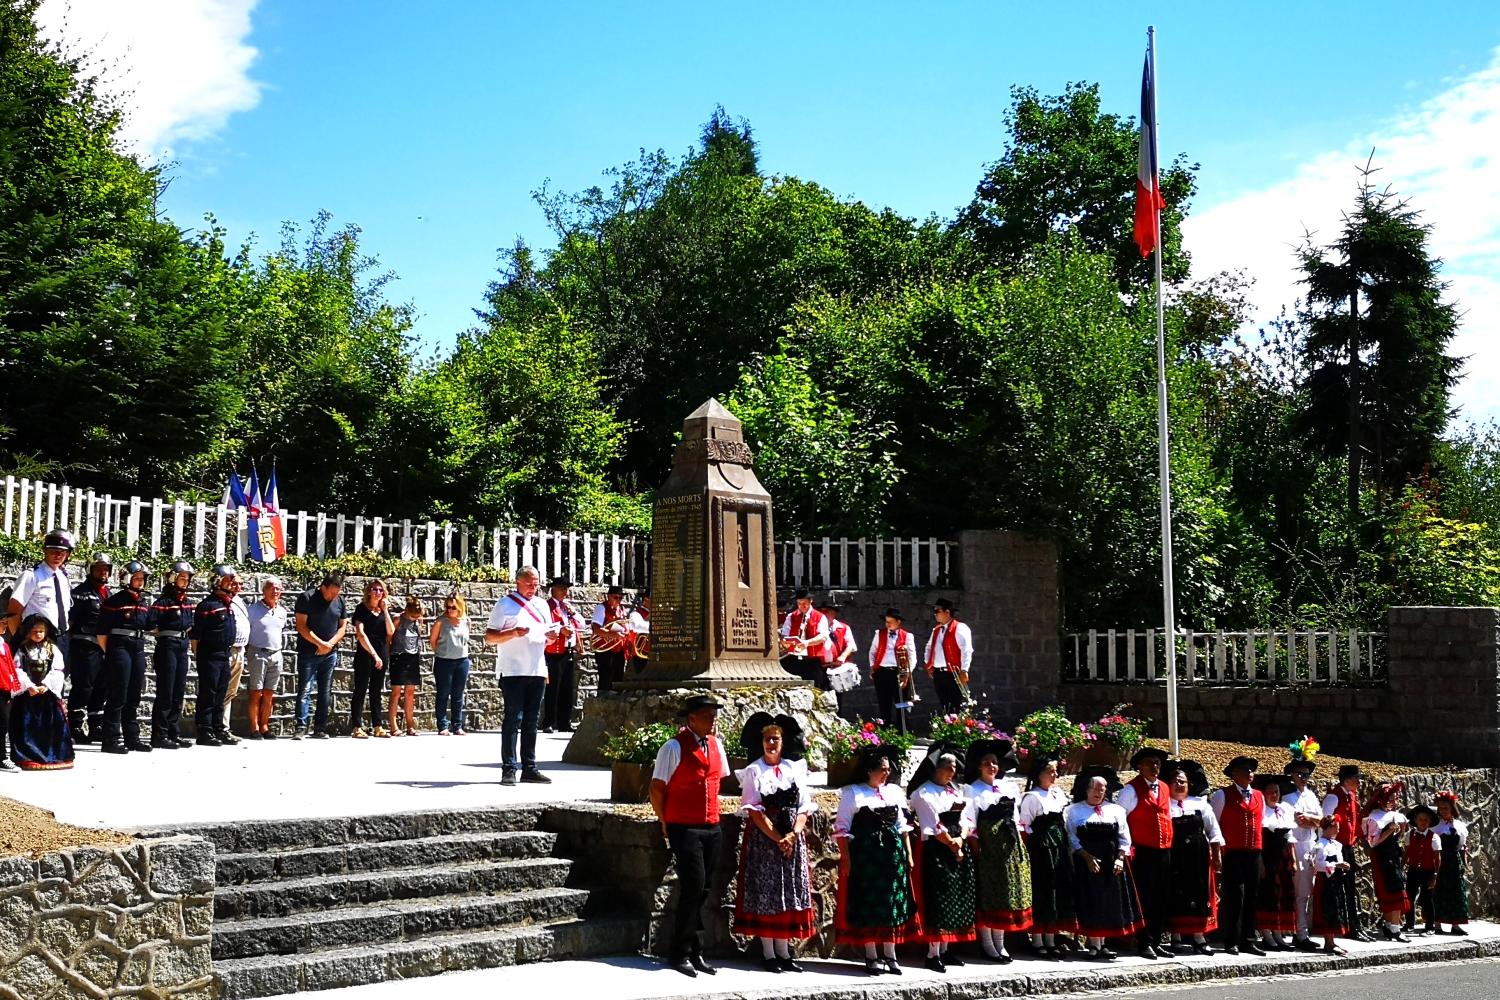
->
[683,937,1500,1000]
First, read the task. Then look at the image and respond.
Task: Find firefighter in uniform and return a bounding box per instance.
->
[66,553,113,743]
[189,565,239,746]
[95,561,153,754]
[150,561,196,749]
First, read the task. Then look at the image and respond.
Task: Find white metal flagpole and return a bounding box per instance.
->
[1147,25,1180,757]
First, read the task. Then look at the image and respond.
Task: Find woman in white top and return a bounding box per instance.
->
[834,744,917,975]
[1021,755,1076,956]
[733,712,816,972]
[1253,774,1299,948]
[1064,766,1143,960]
[1309,815,1354,954]
[1432,791,1470,934]
[908,744,976,973]
[962,739,1030,961]
[1163,759,1222,953]
[1361,782,1411,940]
[5,615,72,770]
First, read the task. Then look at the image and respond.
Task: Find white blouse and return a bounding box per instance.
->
[1310,837,1347,875]
[1362,808,1407,843]
[962,778,1024,834]
[737,758,815,817]
[910,780,973,840]
[1019,785,1069,834]
[1064,801,1132,854]
[835,783,913,839]
[1262,801,1297,831]
[1170,796,1225,845]
[10,643,65,696]
[1433,818,1469,850]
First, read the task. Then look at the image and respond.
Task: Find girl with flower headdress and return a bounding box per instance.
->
[1431,792,1470,935]
[7,615,73,770]
[1361,781,1411,941]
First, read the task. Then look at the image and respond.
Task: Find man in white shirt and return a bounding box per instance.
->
[7,529,75,656]
[485,565,553,786]
[590,585,630,695]
[925,598,973,714]
[778,588,828,685]
[868,608,918,732]
[627,590,651,674]
[1284,760,1323,949]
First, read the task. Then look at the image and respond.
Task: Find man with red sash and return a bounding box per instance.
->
[1321,764,1370,940]
[1209,755,1266,955]
[868,608,918,733]
[779,588,828,685]
[651,694,731,978]
[924,598,972,714]
[817,599,858,707]
[541,577,585,734]
[590,584,630,695]
[483,565,552,786]
[1119,746,1173,957]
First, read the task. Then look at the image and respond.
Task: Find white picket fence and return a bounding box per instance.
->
[1063,627,1387,686]
[1,475,953,589]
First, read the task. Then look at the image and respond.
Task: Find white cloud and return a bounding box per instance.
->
[34,0,261,156]
[1184,46,1500,427]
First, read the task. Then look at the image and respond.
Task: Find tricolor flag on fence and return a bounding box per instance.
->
[245,467,285,563]
[263,467,287,561]
[1133,46,1165,258]
[221,470,248,511]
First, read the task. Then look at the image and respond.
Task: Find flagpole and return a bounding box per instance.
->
[1148,25,1180,758]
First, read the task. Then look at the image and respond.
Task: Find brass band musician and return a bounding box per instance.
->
[590,584,630,695]
[925,598,973,714]
[778,588,829,686]
[627,590,651,673]
[869,607,918,733]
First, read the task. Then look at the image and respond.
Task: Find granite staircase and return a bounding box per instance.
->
[164,806,645,998]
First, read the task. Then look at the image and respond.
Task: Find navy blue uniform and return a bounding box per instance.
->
[190,593,236,736]
[67,577,110,738]
[150,586,195,742]
[96,587,153,748]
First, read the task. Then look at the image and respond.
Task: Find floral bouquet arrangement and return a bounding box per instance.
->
[1090,704,1150,753]
[928,710,1010,750]
[821,719,917,766]
[1014,705,1093,764]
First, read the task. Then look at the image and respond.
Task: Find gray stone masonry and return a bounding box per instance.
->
[0,836,215,1000]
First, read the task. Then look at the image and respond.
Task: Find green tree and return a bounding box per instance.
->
[957,83,1198,288]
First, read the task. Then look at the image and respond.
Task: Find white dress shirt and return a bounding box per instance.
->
[1117,777,1168,815]
[1170,796,1225,845]
[823,619,858,663]
[8,643,65,696]
[868,629,918,669]
[925,619,973,671]
[834,783,912,839]
[909,781,972,839]
[230,596,251,649]
[1287,785,1324,853]
[1019,785,1069,834]
[651,732,731,784]
[1209,783,1258,821]
[10,564,72,630]
[1310,836,1347,875]
[627,609,650,635]
[1064,801,1132,854]
[486,592,552,678]
[963,777,1024,832]
[737,757,815,817]
[779,607,828,655]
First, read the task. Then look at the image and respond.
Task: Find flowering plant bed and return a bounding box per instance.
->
[927,711,1010,749]
[600,722,678,765]
[1089,704,1150,753]
[1014,705,1092,765]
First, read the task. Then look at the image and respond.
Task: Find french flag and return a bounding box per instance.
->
[1133,48,1165,258]
[263,468,287,561]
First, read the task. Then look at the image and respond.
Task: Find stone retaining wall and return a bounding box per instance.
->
[0,836,215,999]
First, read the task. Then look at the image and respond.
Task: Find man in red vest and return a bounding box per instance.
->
[868,608,917,733]
[650,694,730,977]
[541,577,585,734]
[817,599,858,709]
[1321,764,1371,941]
[1119,746,1173,958]
[779,588,828,685]
[924,598,972,714]
[1209,755,1266,955]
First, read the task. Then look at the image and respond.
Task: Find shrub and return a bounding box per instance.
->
[928,710,1010,749]
[1014,705,1092,760]
[600,722,678,765]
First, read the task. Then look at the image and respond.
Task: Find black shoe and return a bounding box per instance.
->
[1244,942,1267,956]
[196,735,222,747]
[216,731,240,745]
[1193,941,1215,956]
[501,769,518,786]
[1139,943,1159,959]
[261,730,278,740]
[1451,926,1468,937]
[542,726,556,734]
[150,736,179,750]
[668,958,696,978]
[1224,945,1240,956]
[1097,947,1117,960]
[689,954,715,975]
[781,958,803,972]
[1295,938,1320,952]
[924,956,946,973]
[311,731,329,740]
[170,736,193,748]
[883,958,901,975]
[558,726,574,734]
[864,959,883,975]
[520,769,553,784]
[995,952,1013,964]
[101,742,129,755]
[760,956,783,973]
[125,739,152,753]
[944,953,964,967]
[245,731,261,740]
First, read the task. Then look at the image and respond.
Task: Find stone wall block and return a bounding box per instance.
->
[145,841,214,898]
[68,940,124,992]
[145,941,212,988]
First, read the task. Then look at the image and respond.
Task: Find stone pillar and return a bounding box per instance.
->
[1387,606,1500,768]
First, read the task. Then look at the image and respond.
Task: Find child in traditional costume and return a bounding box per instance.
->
[1432,792,1470,935]
[1253,774,1298,949]
[7,615,73,770]
[733,712,816,972]
[835,743,918,975]
[1402,804,1441,936]
[1309,815,1354,955]
[1321,764,1369,941]
[962,738,1030,962]
[1021,754,1076,957]
[1065,766,1144,960]
[1163,759,1222,955]
[908,743,976,973]
[1361,781,1411,941]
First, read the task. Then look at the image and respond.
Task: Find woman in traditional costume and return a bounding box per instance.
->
[1361,781,1411,941]
[733,712,815,972]
[907,743,976,973]
[1065,766,1144,960]
[1253,774,1298,949]
[835,743,918,975]
[1021,754,1076,957]
[963,738,1031,962]
[7,615,73,770]
[1309,815,1354,955]
[1163,759,1221,954]
[1432,791,1470,935]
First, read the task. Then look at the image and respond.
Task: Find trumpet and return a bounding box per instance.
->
[956,669,975,707]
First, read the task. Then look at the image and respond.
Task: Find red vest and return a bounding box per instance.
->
[1125,776,1174,849]
[873,628,910,666]
[662,729,723,826]
[1219,785,1264,850]
[785,609,824,646]
[926,620,964,670]
[545,598,575,655]
[823,620,852,664]
[1406,829,1439,870]
[1330,786,1359,846]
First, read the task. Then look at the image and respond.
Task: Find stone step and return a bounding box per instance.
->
[158,805,545,853]
[216,830,557,884]
[212,886,592,960]
[214,916,646,999]
[212,856,572,919]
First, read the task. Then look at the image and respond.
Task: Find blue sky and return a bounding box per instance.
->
[38,1,1500,418]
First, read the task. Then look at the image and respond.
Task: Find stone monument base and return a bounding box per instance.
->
[562,685,844,768]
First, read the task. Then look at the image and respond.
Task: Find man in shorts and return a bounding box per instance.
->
[246,576,289,739]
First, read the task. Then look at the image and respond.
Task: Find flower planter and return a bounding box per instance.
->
[1081,742,1132,771]
[1017,745,1087,776]
[610,762,654,803]
[825,757,861,788]
[721,757,750,797]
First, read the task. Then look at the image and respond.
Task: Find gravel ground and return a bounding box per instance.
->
[0,795,130,858]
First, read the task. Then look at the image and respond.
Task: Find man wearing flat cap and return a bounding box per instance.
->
[1209,756,1265,955]
[651,694,731,978]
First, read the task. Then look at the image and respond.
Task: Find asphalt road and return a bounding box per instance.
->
[1058,957,1500,1000]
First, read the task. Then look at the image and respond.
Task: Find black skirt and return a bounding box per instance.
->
[1072,822,1144,938]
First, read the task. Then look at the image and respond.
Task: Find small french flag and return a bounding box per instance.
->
[1134,48,1165,258]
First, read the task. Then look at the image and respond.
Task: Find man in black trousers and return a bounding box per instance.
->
[1210,755,1267,956]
